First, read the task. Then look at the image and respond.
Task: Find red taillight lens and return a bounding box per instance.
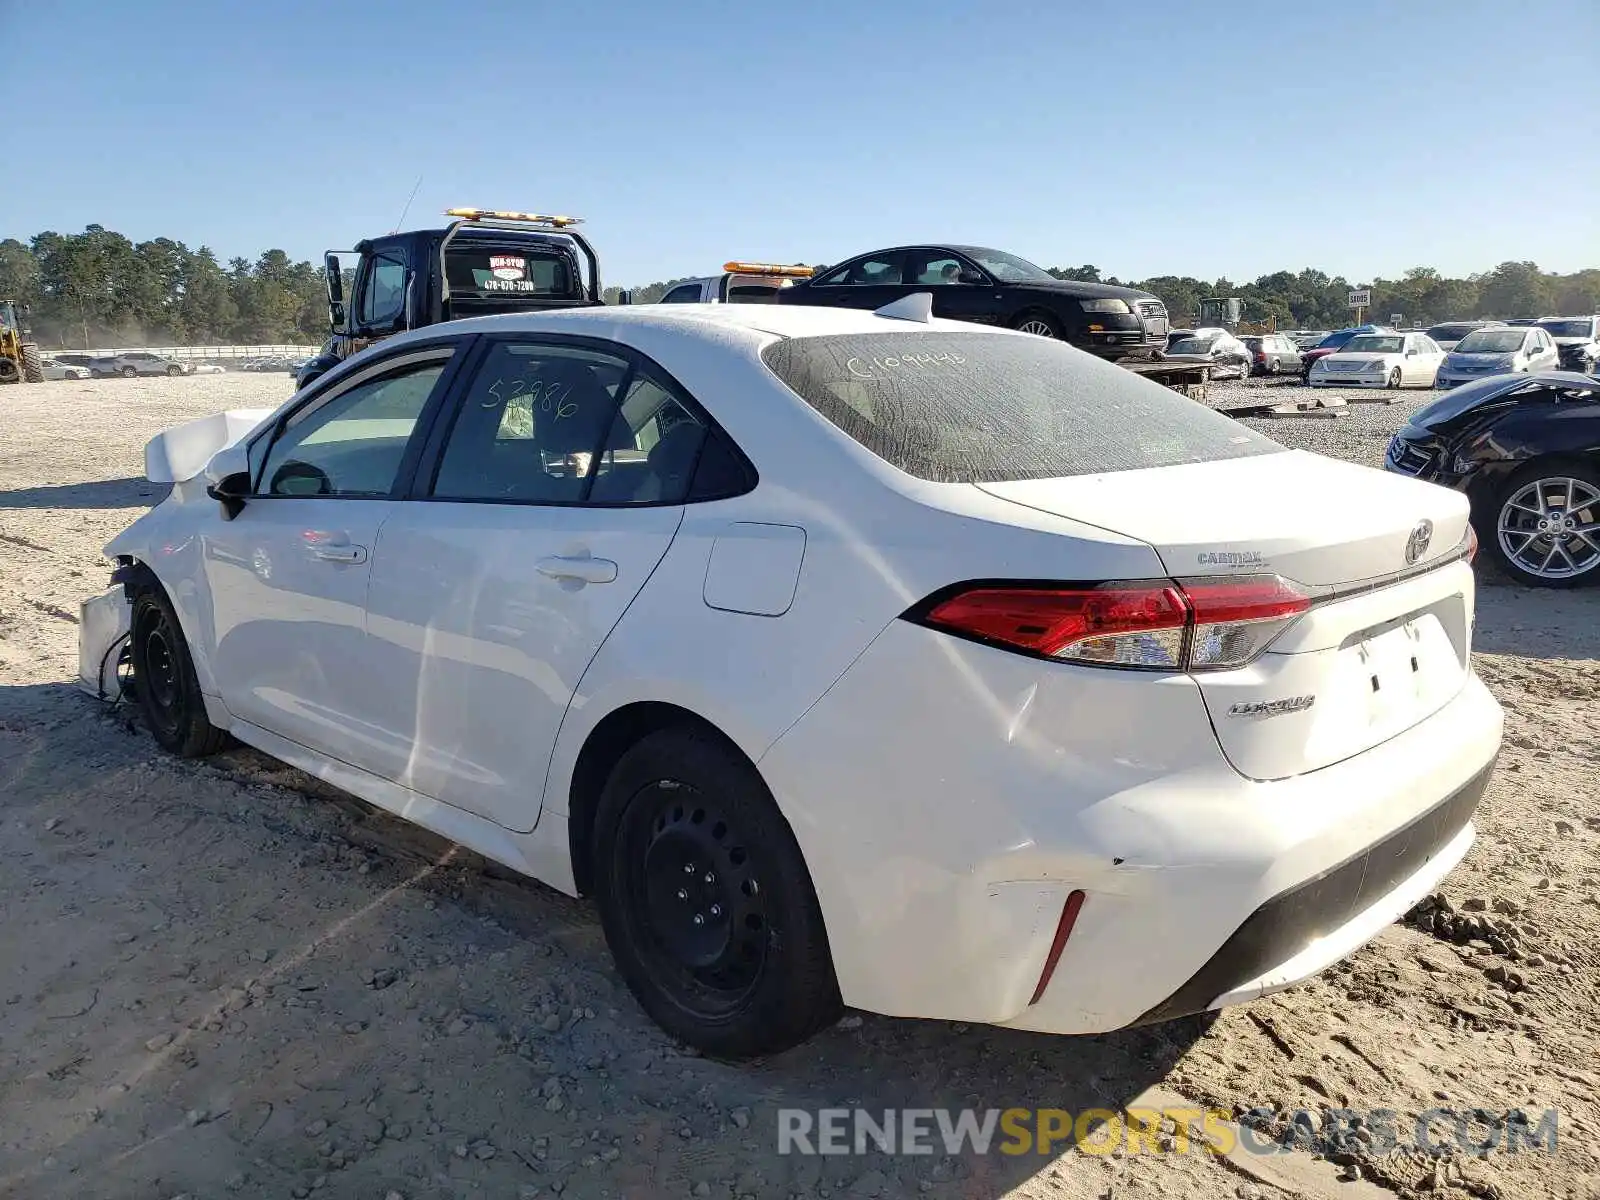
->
[911,575,1311,672]
[921,584,1188,669]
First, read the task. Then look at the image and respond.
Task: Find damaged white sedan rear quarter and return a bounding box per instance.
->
[89,304,1503,1059]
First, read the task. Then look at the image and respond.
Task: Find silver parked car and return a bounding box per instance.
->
[1164,327,1253,379]
[1437,326,1562,389]
[91,352,193,378]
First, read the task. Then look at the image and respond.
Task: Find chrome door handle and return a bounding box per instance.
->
[310,544,367,564]
[536,555,618,584]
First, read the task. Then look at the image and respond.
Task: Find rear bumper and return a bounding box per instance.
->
[760,620,1503,1035]
[1129,760,1490,1025]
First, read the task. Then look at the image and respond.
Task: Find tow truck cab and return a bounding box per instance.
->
[656,262,813,305]
[297,208,607,390]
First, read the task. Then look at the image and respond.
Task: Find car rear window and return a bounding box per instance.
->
[760,332,1283,483]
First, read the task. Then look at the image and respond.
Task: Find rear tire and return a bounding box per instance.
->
[121,365,137,379]
[129,588,230,757]
[592,726,841,1058]
[0,357,18,384]
[21,344,44,383]
[1484,461,1600,589]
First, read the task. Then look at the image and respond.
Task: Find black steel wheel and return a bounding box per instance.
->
[593,726,840,1058]
[130,588,230,756]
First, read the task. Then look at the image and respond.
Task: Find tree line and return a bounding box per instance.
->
[3,225,1597,349]
[0,226,331,348]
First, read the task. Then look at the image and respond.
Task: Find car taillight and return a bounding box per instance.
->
[1466,524,1479,564]
[1177,575,1312,670]
[908,574,1310,672]
[919,584,1189,668]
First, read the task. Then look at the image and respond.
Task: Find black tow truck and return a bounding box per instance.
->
[296,207,613,390]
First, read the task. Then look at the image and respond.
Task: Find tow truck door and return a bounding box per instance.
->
[346,238,412,352]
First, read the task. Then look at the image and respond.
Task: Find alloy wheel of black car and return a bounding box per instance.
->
[1490,465,1600,588]
[592,727,841,1058]
[1011,312,1059,339]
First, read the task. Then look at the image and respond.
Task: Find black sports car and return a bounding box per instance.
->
[1384,371,1600,587]
[776,244,1169,359]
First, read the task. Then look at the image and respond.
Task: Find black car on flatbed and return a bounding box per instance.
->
[297,208,609,390]
[774,244,1168,358]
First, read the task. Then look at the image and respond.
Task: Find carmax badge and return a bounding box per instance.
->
[1227,695,1315,718]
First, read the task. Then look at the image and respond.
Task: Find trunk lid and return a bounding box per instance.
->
[978,451,1475,779]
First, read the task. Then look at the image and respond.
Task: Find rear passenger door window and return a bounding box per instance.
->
[587,370,708,504]
[429,341,631,503]
[660,284,703,304]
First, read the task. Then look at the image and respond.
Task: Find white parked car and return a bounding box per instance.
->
[1437,326,1562,389]
[87,302,1502,1057]
[42,357,91,380]
[1309,331,1445,388]
[192,363,227,375]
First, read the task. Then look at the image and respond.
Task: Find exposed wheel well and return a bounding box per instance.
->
[567,701,752,896]
[115,556,163,601]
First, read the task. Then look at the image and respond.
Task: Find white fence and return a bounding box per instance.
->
[63,344,317,362]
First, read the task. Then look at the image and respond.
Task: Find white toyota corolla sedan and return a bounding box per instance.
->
[88,299,1502,1058]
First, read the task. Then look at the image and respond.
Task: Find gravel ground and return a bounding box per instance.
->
[1,374,1598,1200]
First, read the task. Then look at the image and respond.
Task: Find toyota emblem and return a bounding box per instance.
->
[1405,519,1433,565]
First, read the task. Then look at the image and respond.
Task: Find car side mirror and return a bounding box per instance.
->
[204,444,251,521]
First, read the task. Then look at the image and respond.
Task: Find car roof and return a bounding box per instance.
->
[369,299,1001,352]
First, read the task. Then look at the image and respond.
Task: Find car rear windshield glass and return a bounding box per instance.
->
[445,246,575,298]
[1455,330,1526,353]
[1427,325,1474,340]
[761,332,1284,483]
[1538,319,1592,338]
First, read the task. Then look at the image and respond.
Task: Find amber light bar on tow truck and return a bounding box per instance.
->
[446,207,585,229]
[722,261,813,278]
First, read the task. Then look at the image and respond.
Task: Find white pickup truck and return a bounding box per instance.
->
[655,262,812,305]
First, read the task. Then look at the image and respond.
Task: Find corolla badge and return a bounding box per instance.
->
[1227,696,1315,718]
[1405,519,1433,566]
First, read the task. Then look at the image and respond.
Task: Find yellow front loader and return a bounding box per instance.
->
[0,299,44,384]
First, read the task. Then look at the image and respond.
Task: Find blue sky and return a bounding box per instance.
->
[6,0,1598,287]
